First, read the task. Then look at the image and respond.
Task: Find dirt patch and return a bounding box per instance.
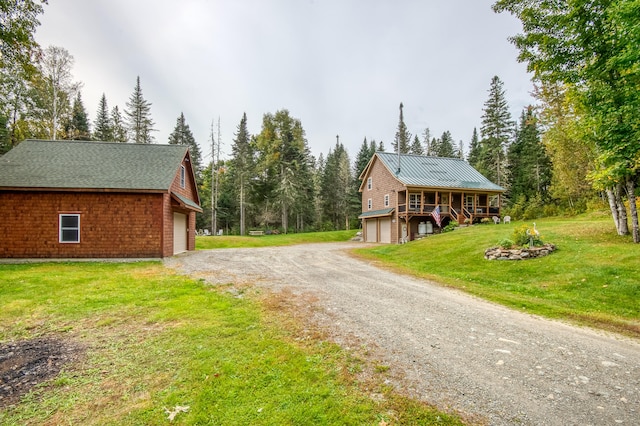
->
[0,337,84,408]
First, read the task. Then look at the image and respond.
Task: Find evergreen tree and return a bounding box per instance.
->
[377,140,385,152]
[228,112,254,235]
[479,75,513,186]
[64,92,90,140]
[168,112,202,175]
[422,128,432,155]
[392,102,411,154]
[507,106,552,203]
[467,127,481,168]
[253,110,314,233]
[110,106,128,142]
[125,76,155,143]
[431,131,456,158]
[409,134,423,155]
[93,93,111,141]
[321,138,352,230]
[352,137,376,218]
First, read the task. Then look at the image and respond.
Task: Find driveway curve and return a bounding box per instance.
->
[165,242,639,425]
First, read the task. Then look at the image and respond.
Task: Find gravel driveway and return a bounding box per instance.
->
[165,242,639,425]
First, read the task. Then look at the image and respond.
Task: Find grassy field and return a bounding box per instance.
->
[353,212,640,337]
[196,229,356,250]
[0,262,461,425]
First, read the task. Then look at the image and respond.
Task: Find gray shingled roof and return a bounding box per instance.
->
[0,140,189,191]
[375,152,504,192]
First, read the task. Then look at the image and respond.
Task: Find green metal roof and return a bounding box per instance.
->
[358,208,394,219]
[375,152,504,192]
[0,140,190,191]
[172,192,203,212]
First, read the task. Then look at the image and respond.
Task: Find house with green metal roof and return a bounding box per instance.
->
[358,152,505,243]
[0,140,202,258]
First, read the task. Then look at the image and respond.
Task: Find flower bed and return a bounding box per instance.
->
[484,243,556,260]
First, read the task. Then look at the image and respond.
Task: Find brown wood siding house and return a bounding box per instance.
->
[359,152,505,244]
[0,140,202,258]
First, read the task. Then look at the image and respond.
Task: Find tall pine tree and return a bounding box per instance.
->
[479,75,513,186]
[507,106,552,203]
[392,102,411,154]
[125,76,155,143]
[168,112,202,175]
[228,112,254,235]
[409,134,424,155]
[93,93,111,141]
[110,106,127,142]
[467,127,481,168]
[64,92,90,140]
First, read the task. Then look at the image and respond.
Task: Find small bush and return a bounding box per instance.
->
[498,238,514,249]
[442,221,458,233]
[480,217,491,224]
[512,224,544,247]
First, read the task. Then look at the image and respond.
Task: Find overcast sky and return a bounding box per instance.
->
[35,0,533,163]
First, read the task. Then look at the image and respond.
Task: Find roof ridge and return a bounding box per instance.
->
[26,139,183,148]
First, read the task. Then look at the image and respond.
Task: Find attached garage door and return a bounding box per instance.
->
[379,218,391,243]
[365,219,377,242]
[173,212,187,254]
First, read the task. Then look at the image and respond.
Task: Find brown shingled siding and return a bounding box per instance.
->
[361,157,405,243]
[0,191,164,258]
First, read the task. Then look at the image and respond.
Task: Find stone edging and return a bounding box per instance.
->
[484,244,557,260]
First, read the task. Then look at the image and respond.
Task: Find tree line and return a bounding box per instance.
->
[2,1,638,241]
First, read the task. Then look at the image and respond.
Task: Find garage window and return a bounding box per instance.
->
[59,214,80,243]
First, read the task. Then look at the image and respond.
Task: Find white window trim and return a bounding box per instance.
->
[384,194,390,207]
[180,165,186,188]
[59,214,80,243]
[367,198,372,210]
[367,177,372,190]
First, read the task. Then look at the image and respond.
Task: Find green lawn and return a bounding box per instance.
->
[354,212,640,337]
[0,262,460,425]
[196,229,356,249]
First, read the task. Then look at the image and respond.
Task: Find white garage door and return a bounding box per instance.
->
[365,219,377,242]
[379,218,391,243]
[173,212,187,254]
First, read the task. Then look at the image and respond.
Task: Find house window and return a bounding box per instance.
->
[367,177,372,190]
[384,194,390,207]
[180,165,186,188]
[59,214,80,243]
[367,198,372,210]
[409,193,421,211]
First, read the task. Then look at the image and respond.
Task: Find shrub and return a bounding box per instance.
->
[512,224,544,247]
[480,217,491,224]
[442,221,458,233]
[498,238,514,249]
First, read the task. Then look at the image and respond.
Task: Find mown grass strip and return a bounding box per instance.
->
[196,230,356,250]
[353,212,640,337]
[0,262,461,425]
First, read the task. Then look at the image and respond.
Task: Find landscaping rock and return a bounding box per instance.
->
[484,244,556,260]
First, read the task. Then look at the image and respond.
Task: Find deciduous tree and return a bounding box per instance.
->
[494,0,640,241]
